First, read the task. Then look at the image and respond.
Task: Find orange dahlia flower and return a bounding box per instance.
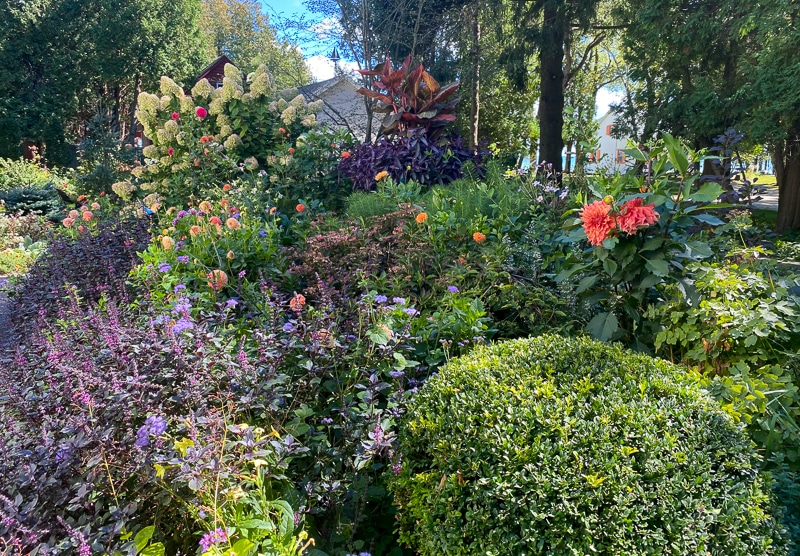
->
[416,212,428,224]
[472,232,486,243]
[289,292,306,311]
[617,197,659,235]
[225,217,240,230]
[296,203,306,213]
[207,269,228,291]
[209,216,222,226]
[190,225,201,236]
[580,200,616,246]
[161,236,175,250]
[199,201,212,213]
[375,170,389,181]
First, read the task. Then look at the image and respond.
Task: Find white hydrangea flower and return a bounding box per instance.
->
[179,95,195,114]
[137,92,160,115]
[224,63,243,85]
[156,129,172,143]
[159,95,172,110]
[175,132,188,146]
[281,105,297,126]
[209,97,225,115]
[143,193,162,206]
[277,98,289,110]
[160,76,179,96]
[142,145,159,159]
[216,114,231,127]
[130,166,146,178]
[249,71,272,97]
[159,156,172,166]
[301,115,316,127]
[191,78,215,99]
[219,124,233,137]
[290,94,306,109]
[266,155,277,165]
[221,77,243,101]
[268,101,278,112]
[241,92,253,104]
[308,100,324,112]
[164,119,179,134]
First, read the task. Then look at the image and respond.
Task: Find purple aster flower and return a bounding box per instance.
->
[177,255,190,264]
[402,308,419,316]
[158,263,171,273]
[199,528,228,552]
[259,229,267,237]
[283,322,294,332]
[390,370,405,379]
[447,285,459,293]
[174,283,186,293]
[375,294,388,303]
[392,297,406,305]
[172,318,194,334]
[224,299,238,309]
[321,417,333,425]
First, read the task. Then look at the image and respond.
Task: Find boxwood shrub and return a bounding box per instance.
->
[390,335,787,555]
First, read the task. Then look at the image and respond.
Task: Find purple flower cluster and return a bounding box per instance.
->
[158,263,171,273]
[135,415,167,447]
[177,255,190,264]
[447,285,459,293]
[199,528,228,552]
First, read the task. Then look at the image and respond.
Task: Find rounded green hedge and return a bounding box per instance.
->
[390,335,787,555]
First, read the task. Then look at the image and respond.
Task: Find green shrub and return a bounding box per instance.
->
[0,156,53,191]
[0,184,63,220]
[345,191,398,220]
[391,335,787,555]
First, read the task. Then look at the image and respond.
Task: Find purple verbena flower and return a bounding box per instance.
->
[225,299,238,309]
[389,370,405,379]
[177,255,190,264]
[402,308,419,316]
[375,294,388,303]
[172,318,194,334]
[158,263,171,273]
[392,297,406,305]
[447,285,459,293]
[283,322,294,332]
[174,284,186,293]
[199,528,228,552]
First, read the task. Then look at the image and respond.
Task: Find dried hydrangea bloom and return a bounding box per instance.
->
[112,180,136,200]
[281,105,297,126]
[223,134,241,151]
[191,78,215,100]
[290,94,306,109]
[143,193,162,207]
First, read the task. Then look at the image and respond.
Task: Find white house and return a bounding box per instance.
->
[586,111,634,173]
[298,75,371,142]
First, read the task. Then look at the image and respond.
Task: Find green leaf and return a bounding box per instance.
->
[231,539,255,556]
[576,275,598,294]
[134,526,155,553]
[687,183,723,203]
[586,312,618,342]
[602,258,618,277]
[692,213,724,226]
[141,543,165,556]
[663,133,689,176]
[645,259,669,277]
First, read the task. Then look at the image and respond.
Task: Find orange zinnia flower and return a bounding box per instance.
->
[472,232,486,243]
[190,225,201,236]
[82,211,93,221]
[341,151,351,159]
[207,269,228,291]
[226,217,240,230]
[415,212,428,224]
[296,203,306,213]
[161,236,175,250]
[375,170,389,181]
[580,200,617,246]
[289,292,306,311]
[222,183,230,191]
[220,199,229,209]
[617,197,659,235]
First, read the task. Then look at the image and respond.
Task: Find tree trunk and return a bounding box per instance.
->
[537,2,565,174]
[564,140,573,173]
[775,135,800,232]
[468,3,480,151]
[126,73,141,145]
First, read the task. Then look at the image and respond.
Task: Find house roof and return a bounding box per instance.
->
[196,55,234,83]
[298,75,357,99]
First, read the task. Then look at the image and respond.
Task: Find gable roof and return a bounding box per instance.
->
[298,75,358,99]
[196,55,234,84]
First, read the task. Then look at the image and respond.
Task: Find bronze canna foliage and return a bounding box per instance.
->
[357,55,461,141]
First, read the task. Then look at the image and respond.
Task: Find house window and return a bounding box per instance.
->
[215,82,223,89]
[606,124,613,136]
[616,149,626,164]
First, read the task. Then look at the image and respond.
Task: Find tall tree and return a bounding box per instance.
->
[199,0,311,87]
[499,0,604,173]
